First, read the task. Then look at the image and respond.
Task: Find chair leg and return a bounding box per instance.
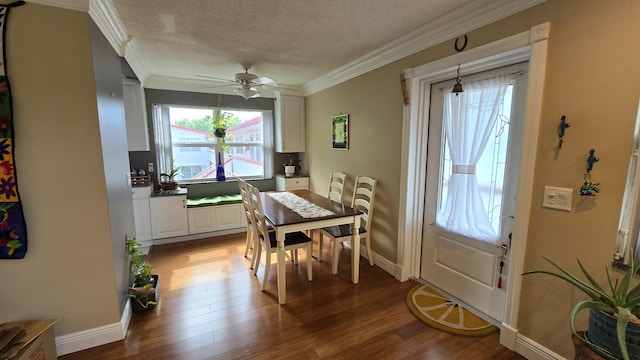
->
[318,231,324,262]
[306,243,313,281]
[244,228,251,259]
[331,239,340,275]
[261,250,271,291]
[253,241,262,276]
[365,236,374,266]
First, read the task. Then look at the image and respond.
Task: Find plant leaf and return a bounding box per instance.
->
[616,307,632,360]
[570,301,619,360]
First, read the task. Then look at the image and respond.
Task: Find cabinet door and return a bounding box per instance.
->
[275,94,305,152]
[123,79,150,151]
[215,204,245,230]
[133,197,152,241]
[150,195,188,239]
[187,207,217,234]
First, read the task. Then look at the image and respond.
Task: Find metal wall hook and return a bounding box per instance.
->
[586,148,599,172]
[558,115,570,148]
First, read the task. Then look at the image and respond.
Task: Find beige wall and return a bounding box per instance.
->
[306,1,640,358]
[0,4,121,335]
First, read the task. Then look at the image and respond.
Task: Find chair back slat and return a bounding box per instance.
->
[351,176,377,232]
[238,178,253,225]
[249,185,273,250]
[328,171,347,203]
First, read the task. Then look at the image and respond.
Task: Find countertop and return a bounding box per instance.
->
[151,187,188,197]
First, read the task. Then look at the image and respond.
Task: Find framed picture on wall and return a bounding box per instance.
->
[332,114,349,150]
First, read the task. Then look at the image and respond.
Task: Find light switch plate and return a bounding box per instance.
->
[542,186,573,211]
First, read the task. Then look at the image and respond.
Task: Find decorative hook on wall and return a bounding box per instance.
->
[557,115,570,148]
[454,35,468,52]
[586,148,599,173]
[580,149,600,197]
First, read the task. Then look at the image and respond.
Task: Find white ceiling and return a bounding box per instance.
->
[30,0,544,97]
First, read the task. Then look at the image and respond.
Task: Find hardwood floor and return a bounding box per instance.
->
[60,233,526,360]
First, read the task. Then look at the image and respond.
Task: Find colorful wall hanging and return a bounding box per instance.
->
[0,1,27,259]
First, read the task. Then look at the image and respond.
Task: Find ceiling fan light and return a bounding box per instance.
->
[234,87,260,100]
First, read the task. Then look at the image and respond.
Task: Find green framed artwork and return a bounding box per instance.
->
[332,114,349,150]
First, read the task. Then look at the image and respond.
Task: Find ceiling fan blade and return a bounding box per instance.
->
[196,75,238,84]
[261,84,298,93]
[252,77,277,86]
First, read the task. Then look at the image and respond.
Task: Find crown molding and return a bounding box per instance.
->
[27,0,88,12]
[302,0,545,96]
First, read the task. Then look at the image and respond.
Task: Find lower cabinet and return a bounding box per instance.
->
[150,195,188,239]
[132,187,152,242]
[187,203,245,235]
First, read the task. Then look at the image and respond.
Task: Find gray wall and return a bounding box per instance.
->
[89,20,135,313]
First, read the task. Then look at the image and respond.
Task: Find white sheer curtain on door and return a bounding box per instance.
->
[436,75,511,244]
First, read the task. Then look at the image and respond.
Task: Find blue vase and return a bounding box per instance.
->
[216,152,226,181]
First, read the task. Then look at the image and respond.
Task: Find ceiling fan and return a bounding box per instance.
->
[199,66,293,100]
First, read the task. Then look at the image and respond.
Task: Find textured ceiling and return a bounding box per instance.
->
[112,0,469,89]
[27,0,544,95]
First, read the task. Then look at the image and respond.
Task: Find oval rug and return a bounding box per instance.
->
[406,284,498,336]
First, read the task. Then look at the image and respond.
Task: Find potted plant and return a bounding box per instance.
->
[283,154,301,177]
[126,237,158,312]
[523,257,640,360]
[159,167,179,191]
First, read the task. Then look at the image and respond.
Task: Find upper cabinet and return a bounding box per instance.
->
[275,93,305,153]
[122,78,150,151]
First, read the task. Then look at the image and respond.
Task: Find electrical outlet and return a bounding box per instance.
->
[148,162,154,173]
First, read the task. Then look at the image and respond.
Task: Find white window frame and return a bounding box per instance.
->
[153,104,274,183]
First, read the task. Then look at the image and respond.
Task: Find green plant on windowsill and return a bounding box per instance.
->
[522,257,640,360]
[126,237,157,311]
[159,166,179,191]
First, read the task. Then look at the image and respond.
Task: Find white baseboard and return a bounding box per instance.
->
[55,300,131,356]
[153,228,245,246]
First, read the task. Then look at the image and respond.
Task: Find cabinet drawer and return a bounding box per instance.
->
[276,176,309,190]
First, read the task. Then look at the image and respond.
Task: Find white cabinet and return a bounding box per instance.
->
[276,175,309,191]
[123,78,150,151]
[132,187,152,243]
[150,194,188,239]
[275,93,305,153]
[187,203,245,235]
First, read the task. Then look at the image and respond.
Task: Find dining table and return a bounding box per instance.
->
[260,189,362,305]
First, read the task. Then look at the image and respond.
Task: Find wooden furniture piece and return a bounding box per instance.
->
[260,189,361,304]
[572,332,606,360]
[275,174,309,190]
[238,179,257,269]
[274,93,305,153]
[320,176,377,274]
[249,186,313,292]
[150,189,188,239]
[328,171,347,202]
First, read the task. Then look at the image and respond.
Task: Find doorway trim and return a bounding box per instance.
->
[396,23,549,351]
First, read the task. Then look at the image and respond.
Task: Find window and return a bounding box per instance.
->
[153,105,273,183]
[615,100,640,266]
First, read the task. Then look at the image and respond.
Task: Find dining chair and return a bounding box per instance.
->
[316,171,348,261]
[319,176,377,275]
[238,178,258,269]
[249,184,313,291]
[328,171,347,202]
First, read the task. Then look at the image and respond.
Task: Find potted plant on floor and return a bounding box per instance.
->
[126,237,158,313]
[522,257,640,360]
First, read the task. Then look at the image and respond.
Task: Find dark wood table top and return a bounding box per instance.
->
[260,189,359,226]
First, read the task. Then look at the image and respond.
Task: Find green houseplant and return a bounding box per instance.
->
[523,257,640,360]
[126,237,158,312]
[283,154,301,177]
[159,166,179,191]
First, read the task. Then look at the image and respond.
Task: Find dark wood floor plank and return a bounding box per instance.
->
[59,233,525,360]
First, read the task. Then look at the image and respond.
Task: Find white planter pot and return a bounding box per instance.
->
[284,165,296,177]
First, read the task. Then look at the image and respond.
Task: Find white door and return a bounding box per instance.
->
[421,63,528,322]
